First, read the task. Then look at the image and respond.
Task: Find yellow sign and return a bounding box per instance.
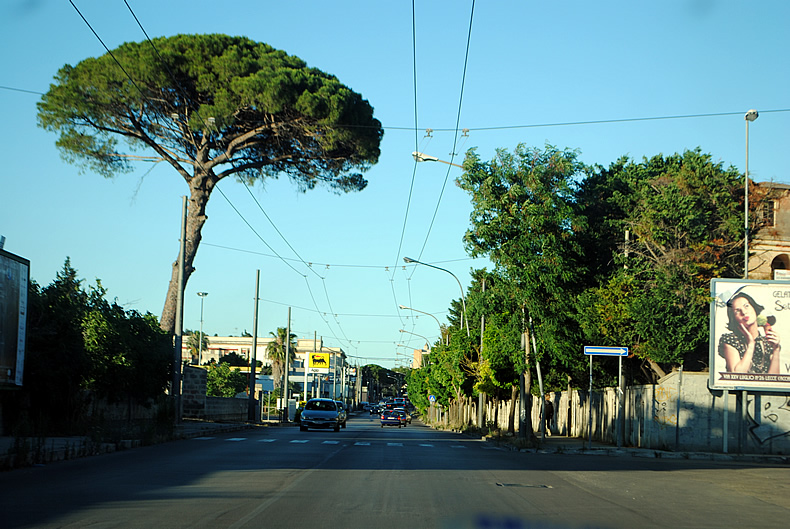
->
[308,352,330,372]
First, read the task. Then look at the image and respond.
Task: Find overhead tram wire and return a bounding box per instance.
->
[411,0,475,265]
[122,1,358,351]
[387,0,423,333]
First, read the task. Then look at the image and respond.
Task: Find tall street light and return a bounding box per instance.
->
[403,257,470,336]
[197,292,208,365]
[399,304,446,345]
[399,329,432,352]
[744,109,758,279]
[412,151,464,168]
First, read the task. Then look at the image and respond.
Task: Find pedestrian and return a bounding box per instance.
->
[542,395,554,436]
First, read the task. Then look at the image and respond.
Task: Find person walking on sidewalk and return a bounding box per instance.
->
[542,395,554,436]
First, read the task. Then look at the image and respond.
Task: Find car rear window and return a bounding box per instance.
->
[305,400,336,411]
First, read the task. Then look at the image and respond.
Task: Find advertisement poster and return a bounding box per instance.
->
[710,279,790,392]
[0,249,29,386]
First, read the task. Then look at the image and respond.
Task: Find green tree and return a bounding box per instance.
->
[206,363,248,398]
[37,34,384,333]
[577,149,749,379]
[19,259,171,435]
[185,330,210,365]
[23,259,91,433]
[458,144,590,385]
[266,327,297,393]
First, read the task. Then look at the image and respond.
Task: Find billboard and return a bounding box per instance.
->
[0,249,29,387]
[710,278,790,392]
[308,352,330,374]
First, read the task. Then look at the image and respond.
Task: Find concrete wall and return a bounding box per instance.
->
[439,371,790,455]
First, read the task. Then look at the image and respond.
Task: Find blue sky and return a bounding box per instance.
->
[2,1,788,369]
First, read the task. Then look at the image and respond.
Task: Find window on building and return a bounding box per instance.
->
[762,200,776,227]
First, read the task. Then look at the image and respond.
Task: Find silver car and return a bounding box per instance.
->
[300,398,341,432]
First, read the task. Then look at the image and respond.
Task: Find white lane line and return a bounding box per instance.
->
[192,437,215,440]
[322,440,340,444]
[227,438,247,442]
[451,445,467,449]
[290,440,310,444]
[419,444,434,447]
[259,439,277,442]
[387,443,403,447]
[354,442,371,446]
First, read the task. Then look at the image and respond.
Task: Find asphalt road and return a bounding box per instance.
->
[2,413,789,529]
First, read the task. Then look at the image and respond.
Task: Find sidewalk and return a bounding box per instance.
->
[0,419,258,470]
[490,433,790,464]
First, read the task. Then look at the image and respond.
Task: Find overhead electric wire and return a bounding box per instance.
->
[412,0,475,263]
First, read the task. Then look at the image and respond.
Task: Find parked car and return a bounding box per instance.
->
[300,398,341,432]
[380,409,403,428]
[334,400,348,428]
[394,407,411,425]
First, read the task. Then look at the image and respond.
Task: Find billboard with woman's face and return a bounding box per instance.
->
[710,279,790,392]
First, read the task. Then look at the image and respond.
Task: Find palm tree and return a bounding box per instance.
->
[186,331,210,365]
[266,327,297,394]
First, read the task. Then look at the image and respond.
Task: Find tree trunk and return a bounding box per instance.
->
[507,384,518,435]
[160,176,215,333]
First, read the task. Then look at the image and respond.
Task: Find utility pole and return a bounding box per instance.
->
[172,196,187,423]
[478,278,486,430]
[248,270,260,422]
[283,307,292,421]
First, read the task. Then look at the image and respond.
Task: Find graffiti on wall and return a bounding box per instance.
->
[748,395,790,444]
[653,386,677,429]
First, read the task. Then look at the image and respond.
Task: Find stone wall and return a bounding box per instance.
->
[181,366,252,422]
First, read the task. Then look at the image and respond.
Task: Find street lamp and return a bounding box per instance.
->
[399,329,431,352]
[412,151,464,168]
[197,292,208,364]
[399,304,447,345]
[744,109,758,279]
[403,257,470,336]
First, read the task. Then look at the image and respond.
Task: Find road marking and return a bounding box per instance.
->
[227,438,247,442]
[451,445,467,449]
[192,437,215,440]
[290,440,309,443]
[354,442,371,446]
[258,439,277,442]
[387,443,403,447]
[419,444,434,447]
[322,441,339,444]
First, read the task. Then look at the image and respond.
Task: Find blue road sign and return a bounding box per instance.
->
[584,346,629,356]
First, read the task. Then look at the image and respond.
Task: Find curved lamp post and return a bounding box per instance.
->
[744,109,758,279]
[412,151,464,168]
[403,257,470,336]
[399,329,432,352]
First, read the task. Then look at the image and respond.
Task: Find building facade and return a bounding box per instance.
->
[750,182,790,280]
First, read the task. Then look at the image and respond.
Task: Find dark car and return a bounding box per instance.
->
[394,407,412,425]
[334,400,348,428]
[300,398,341,432]
[380,409,403,428]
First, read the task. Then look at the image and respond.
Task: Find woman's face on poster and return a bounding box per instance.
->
[731,295,757,326]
